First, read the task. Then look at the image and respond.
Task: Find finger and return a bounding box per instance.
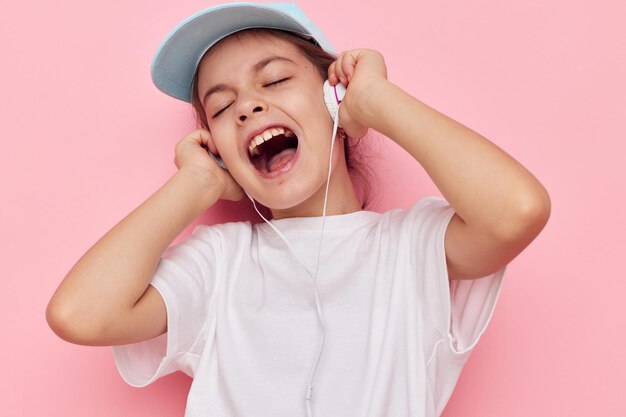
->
[340,51,358,83]
[189,128,220,154]
[334,52,348,86]
[185,128,211,147]
[173,140,188,169]
[327,61,339,85]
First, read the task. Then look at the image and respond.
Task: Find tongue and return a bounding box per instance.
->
[267,148,296,172]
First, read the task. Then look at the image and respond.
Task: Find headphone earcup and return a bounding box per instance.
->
[208,151,228,170]
[323,80,346,127]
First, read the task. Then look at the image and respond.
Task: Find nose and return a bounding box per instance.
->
[238,106,264,123]
[237,94,267,124]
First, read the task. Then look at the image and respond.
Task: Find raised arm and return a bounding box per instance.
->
[46,129,243,345]
[329,49,550,280]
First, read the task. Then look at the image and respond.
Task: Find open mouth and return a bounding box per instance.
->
[248,127,299,174]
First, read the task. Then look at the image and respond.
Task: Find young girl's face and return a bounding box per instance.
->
[196,31,344,212]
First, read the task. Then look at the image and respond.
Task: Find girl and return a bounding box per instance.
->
[46,2,550,416]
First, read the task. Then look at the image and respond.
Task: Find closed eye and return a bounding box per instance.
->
[211,78,289,118]
[212,103,232,118]
[265,77,290,87]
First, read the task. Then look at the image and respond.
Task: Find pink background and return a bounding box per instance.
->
[2,0,624,415]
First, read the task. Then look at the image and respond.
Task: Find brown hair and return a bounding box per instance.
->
[190,29,374,208]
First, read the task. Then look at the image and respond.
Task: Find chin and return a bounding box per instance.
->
[254,177,326,214]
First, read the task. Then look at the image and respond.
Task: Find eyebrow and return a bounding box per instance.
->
[201,56,296,106]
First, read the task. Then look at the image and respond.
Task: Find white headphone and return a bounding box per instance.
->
[323,79,346,124]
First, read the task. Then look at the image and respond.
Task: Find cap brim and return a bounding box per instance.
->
[151,3,334,102]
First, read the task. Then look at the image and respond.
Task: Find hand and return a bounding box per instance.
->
[327,49,388,139]
[174,129,244,201]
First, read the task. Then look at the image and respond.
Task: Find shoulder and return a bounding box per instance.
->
[187,220,256,243]
[161,221,256,268]
[382,196,454,233]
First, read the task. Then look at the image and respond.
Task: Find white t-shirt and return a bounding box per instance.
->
[113,197,505,417]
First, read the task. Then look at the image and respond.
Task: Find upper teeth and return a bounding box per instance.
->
[248,127,294,156]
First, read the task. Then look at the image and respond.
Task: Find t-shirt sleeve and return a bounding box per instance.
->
[415,197,505,355]
[112,225,221,387]
[405,196,505,414]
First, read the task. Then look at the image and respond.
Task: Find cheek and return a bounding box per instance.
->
[209,125,234,156]
[289,86,331,128]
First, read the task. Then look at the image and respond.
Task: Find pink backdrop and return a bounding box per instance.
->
[2,0,624,415]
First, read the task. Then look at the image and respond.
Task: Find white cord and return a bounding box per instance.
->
[305,102,340,417]
[246,103,341,417]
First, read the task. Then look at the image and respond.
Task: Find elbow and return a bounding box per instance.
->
[499,183,551,244]
[519,183,551,236]
[46,295,109,346]
[46,297,77,344]
[46,297,86,345]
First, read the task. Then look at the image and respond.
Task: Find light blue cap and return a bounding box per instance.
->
[151,2,335,102]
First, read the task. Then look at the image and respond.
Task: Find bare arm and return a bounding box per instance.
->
[330,50,551,280]
[46,129,243,345]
